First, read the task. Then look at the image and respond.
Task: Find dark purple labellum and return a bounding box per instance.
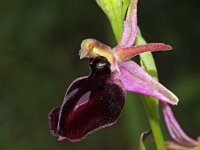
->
[49,56,125,142]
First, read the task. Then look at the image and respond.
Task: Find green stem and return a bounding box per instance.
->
[141,96,166,150]
[136,31,166,150]
[148,117,166,150]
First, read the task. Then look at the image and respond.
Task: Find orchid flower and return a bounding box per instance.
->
[48,0,179,142]
[162,102,200,150]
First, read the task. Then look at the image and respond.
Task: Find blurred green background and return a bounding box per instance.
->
[0,0,199,149]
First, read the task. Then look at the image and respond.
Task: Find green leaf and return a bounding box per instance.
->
[136,29,166,150]
[96,0,126,42]
[139,140,146,150]
[122,0,130,19]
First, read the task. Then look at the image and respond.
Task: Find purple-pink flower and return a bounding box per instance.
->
[162,102,200,149]
[48,0,179,142]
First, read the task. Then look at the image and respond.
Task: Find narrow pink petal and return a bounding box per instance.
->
[119,61,179,105]
[162,102,198,147]
[117,0,138,47]
[115,43,172,62]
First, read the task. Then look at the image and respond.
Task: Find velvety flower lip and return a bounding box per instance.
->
[49,56,126,142]
[162,102,200,149]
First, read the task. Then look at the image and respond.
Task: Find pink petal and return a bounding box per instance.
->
[117,0,138,47]
[119,61,179,105]
[115,43,172,62]
[162,102,198,147]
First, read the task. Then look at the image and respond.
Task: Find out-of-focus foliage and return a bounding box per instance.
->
[0,0,199,150]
